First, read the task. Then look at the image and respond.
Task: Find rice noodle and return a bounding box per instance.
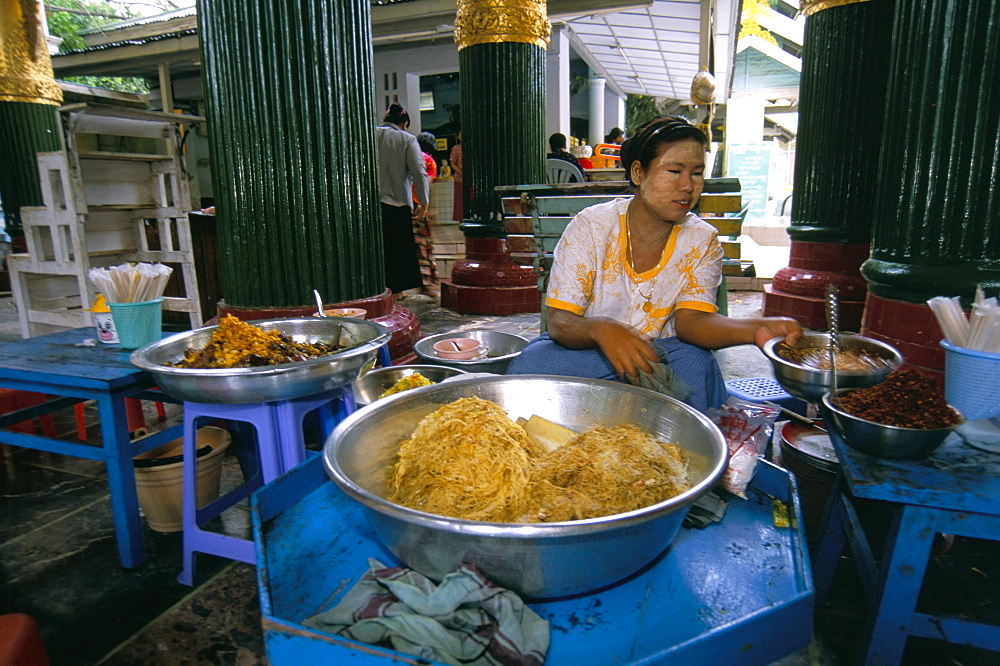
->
[524,424,689,522]
[388,397,689,524]
[389,397,542,522]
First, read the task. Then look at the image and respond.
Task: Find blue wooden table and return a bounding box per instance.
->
[814,430,1000,664]
[252,457,814,664]
[0,327,183,568]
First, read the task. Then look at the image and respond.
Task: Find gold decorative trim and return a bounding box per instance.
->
[454,0,551,51]
[801,0,871,17]
[0,0,63,105]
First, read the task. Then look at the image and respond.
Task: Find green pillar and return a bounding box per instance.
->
[863,0,1000,304]
[0,0,63,241]
[762,0,894,331]
[459,42,547,235]
[788,0,893,244]
[197,0,381,308]
[860,0,1000,370]
[441,0,548,314]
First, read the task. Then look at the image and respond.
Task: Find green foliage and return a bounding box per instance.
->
[47,0,133,52]
[47,1,150,93]
[625,94,660,137]
[64,75,149,94]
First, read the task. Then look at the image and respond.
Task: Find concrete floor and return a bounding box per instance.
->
[1,289,998,665]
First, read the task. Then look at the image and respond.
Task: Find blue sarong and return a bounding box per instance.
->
[506,334,727,414]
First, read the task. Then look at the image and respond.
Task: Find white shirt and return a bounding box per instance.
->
[545,197,723,339]
[376,123,429,208]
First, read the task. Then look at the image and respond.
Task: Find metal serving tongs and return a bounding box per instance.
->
[826,283,841,406]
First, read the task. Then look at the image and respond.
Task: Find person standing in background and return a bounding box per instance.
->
[377,103,429,299]
[414,131,440,297]
[450,130,463,222]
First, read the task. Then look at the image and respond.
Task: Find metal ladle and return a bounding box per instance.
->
[313,289,326,317]
[826,284,841,406]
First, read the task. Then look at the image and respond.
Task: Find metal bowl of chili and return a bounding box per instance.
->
[820,368,964,460]
[764,333,903,402]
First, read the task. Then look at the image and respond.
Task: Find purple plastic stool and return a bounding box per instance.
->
[178,386,355,585]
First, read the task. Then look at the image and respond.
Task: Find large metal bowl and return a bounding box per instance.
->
[413,330,528,374]
[131,317,391,404]
[820,389,963,460]
[323,374,728,599]
[763,332,903,402]
[351,365,467,406]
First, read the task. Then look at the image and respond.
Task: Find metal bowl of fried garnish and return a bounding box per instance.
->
[131,315,391,404]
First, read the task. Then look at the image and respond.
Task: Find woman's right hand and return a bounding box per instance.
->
[547,308,658,379]
[590,319,659,380]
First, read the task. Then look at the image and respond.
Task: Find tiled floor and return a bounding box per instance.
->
[1,292,998,665]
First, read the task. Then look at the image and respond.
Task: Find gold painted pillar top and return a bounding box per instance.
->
[0,0,63,104]
[800,0,870,17]
[454,0,551,50]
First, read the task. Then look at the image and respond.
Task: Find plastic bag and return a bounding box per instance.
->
[709,397,780,499]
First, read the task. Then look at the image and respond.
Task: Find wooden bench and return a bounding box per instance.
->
[499,178,743,319]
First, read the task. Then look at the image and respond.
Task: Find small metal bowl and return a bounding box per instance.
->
[763,333,903,402]
[820,389,963,460]
[351,365,467,406]
[414,330,528,374]
[131,317,391,404]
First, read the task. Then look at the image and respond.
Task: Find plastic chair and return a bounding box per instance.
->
[546,158,584,184]
[0,389,56,437]
[177,386,356,585]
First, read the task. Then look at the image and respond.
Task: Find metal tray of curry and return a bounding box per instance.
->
[130,317,391,404]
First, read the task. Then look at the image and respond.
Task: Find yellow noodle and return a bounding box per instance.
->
[388,398,689,524]
[523,425,689,522]
[388,397,543,522]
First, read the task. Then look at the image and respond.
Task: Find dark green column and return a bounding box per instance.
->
[762,0,894,331]
[197,0,381,308]
[460,42,546,236]
[789,0,893,244]
[0,0,63,242]
[860,0,999,370]
[441,0,549,314]
[863,0,1000,304]
[0,103,61,237]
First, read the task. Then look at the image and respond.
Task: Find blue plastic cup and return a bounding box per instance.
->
[108,298,163,350]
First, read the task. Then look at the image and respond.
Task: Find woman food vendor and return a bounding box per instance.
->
[507,116,803,413]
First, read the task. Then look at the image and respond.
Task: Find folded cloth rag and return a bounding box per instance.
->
[303,558,549,666]
[626,360,693,404]
[683,491,728,528]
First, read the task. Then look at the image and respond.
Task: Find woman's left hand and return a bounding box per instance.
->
[752,317,803,348]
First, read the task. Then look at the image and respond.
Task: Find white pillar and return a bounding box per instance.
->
[405,72,422,134]
[589,77,606,146]
[604,91,625,140]
[545,26,572,141]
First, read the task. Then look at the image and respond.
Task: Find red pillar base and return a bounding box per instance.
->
[441,237,542,315]
[762,240,870,331]
[216,288,420,365]
[861,293,945,372]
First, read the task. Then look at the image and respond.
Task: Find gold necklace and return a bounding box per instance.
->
[626,210,656,312]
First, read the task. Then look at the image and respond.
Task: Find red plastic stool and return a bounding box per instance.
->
[72,397,167,440]
[0,389,56,437]
[0,613,49,666]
